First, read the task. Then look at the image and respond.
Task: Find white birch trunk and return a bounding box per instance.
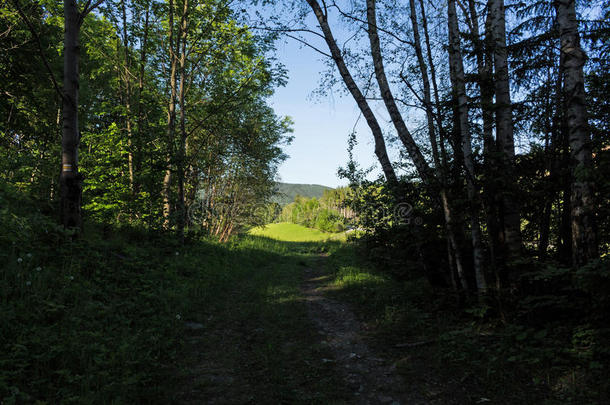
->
[448,0,487,292]
[554,0,598,266]
[489,0,521,260]
[305,0,399,186]
[60,0,83,230]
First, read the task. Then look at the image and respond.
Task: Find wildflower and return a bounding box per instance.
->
[176,314,181,320]
[69,276,74,281]
[35,267,42,272]
[175,251,180,256]
[17,257,23,263]
[26,253,32,259]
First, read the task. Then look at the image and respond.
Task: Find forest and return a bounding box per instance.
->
[1,0,609,403]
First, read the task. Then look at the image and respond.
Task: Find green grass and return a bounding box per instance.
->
[173,234,349,403]
[4,183,605,404]
[249,222,346,242]
[0,185,349,403]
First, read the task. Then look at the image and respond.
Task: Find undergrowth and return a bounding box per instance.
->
[323,240,610,404]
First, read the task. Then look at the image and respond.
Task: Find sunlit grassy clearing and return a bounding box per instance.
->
[249,222,346,242]
[333,265,387,287]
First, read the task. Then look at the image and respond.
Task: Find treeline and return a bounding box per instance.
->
[264,0,609,295]
[1,0,292,240]
[277,188,354,232]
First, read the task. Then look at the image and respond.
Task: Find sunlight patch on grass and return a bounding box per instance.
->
[249,222,346,242]
[265,284,300,304]
[332,266,387,288]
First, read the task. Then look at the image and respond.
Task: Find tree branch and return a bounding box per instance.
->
[10,0,65,102]
[82,0,105,17]
[330,1,412,46]
[249,25,327,41]
[249,25,331,58]
[284,33,332,58]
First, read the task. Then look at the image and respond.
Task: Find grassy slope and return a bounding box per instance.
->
[175,234,349,403]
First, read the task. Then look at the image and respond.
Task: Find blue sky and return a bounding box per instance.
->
[269,38,381,188]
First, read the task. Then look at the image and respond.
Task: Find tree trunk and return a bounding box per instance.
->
[467,0,501,282]
[538,124,553,258]
[185,165,199,226]
[163,0,178,228]
[135,2,151,196]
[442,191,469,291]
[408,0,439,168]
[539,63,562,258]
[120,0,135,197]
[557,58,573,265]
[554,0,598,266]
[60,0,83,231]
[448,0,487,292]
[176,0,189,241]
[413,0,465,292]
[489,0,521,262]
[420,0,463,285]
[305,0,398,187]
[368,0,471,291]
[365,0,432,183]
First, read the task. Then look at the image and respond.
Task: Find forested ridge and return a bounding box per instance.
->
[1,0,609,403]
[272,182,333,205]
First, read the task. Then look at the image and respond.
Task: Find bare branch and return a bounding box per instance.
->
[249,25,327,41]
[330,1,412,46]
[366,96,426,111]
[82,0,105,17]
[284,33,332,58]
[81,0,93,15]
[341,26,362,53]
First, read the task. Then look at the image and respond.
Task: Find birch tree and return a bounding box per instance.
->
[304,0,399,187]
[162,0,178,228]
[463,0,501,279]
[447,0,486,292]
[488,0,522,262]
[554,0,598,266]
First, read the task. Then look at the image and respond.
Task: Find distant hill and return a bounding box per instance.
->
[272,182,333,205]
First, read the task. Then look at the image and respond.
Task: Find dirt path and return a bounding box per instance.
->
[301,256,428,405]
[176,251,431,404]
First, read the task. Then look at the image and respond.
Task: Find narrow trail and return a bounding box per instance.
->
[301,255,428,405]
[176,248,431,404]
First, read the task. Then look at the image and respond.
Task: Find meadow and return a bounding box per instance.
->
[249,222,347,242]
